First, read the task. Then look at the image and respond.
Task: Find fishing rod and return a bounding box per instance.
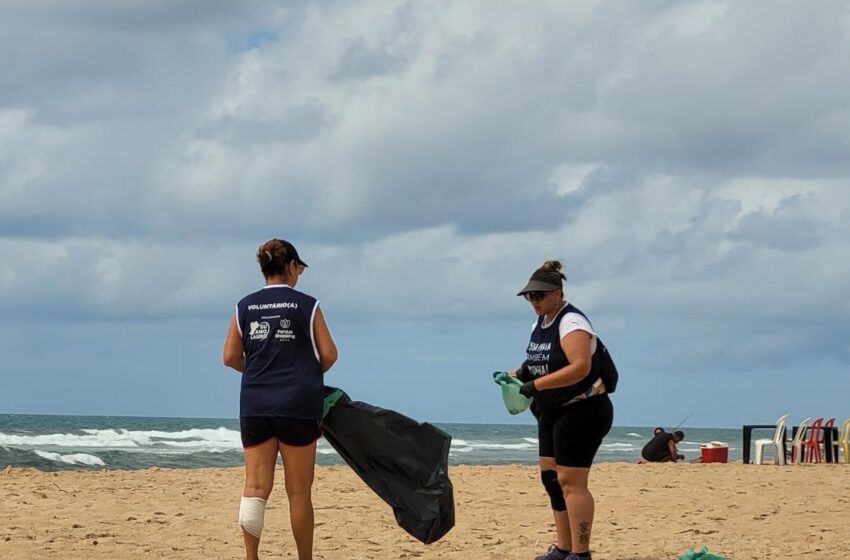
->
[672,412,693,431]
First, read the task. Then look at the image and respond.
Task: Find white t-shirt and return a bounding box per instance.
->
[532,303,598,355]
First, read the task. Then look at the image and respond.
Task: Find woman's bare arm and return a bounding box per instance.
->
[222,315,245,373]
[312,306,338,374]
[531,330,593,390]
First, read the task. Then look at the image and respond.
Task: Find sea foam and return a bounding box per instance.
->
[34,450,105,466]
[0,427,242,451]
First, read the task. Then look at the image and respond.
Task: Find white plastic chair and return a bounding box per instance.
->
[754,414,790,465]
[789,417,811,464]
[832,418,850,464]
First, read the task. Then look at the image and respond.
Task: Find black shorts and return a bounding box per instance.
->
[538,394,613,468]
[240,417,322,448]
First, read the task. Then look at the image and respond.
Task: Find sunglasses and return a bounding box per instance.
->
[523,291,551,303]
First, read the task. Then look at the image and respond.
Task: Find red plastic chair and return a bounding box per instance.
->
[801,417,824,463]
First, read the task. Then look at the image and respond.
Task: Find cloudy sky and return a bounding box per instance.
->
[1,0,848,428]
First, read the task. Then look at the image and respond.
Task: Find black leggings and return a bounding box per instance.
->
[537,394,613,467]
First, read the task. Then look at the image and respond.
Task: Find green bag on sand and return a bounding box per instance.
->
[492,371,532,415]
[678,547,728,560]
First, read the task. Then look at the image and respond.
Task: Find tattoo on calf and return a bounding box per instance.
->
[579,521,590,544]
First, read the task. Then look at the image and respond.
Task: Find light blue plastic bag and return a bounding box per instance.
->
[492,371,532,415]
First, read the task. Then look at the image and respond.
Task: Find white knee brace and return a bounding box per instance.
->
[239,496,267,538]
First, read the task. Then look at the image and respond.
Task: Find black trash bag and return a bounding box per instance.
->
[322,386,455,544]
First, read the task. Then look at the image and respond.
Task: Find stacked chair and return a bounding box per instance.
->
[789,417,811,464]
[800,417,825,463]
[831,418,850,464]
[755,415,848,465]
[786,416,847,464]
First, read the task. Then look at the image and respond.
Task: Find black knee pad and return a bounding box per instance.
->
[541,470,566,512]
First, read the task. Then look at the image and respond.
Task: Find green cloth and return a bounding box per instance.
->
[323,388,347,418]
[492,371,532,415]
[678,547,728,560]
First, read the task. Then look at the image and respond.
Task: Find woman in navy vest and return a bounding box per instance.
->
[511,260,614,560]
[223,239,338,560]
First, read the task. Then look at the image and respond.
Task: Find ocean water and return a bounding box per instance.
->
[0,414,743,472]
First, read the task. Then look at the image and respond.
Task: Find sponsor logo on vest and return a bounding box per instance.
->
[275,318,295,342]
[249,321,270,340]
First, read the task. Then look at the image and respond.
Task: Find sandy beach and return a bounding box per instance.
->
[2,463,848,559]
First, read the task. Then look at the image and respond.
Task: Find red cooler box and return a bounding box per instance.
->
[701,442,729,463]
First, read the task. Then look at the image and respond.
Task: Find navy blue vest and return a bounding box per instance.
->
[525,303,601,418]
[236,285,323,419]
